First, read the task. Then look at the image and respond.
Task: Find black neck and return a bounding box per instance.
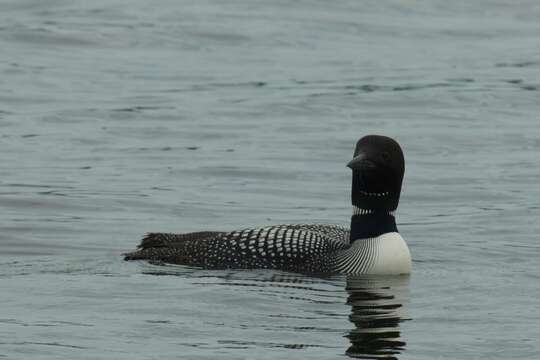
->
[350,212,397,242]
[351,171,401,212]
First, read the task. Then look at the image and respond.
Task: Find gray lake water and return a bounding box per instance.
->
[1,0,540,359]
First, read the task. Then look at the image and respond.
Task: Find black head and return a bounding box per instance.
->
[347,135,405,212]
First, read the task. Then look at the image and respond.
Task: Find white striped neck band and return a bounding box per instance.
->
[352,206,395,216]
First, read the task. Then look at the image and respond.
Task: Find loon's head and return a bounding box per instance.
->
[347,135,404,212]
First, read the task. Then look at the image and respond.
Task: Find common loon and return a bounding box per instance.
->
[124,135,411,275]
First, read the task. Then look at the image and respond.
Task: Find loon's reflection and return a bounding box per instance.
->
[345,275,410,359]
[139,264,410,358]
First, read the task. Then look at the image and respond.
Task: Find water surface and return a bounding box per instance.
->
[1,0,540,358]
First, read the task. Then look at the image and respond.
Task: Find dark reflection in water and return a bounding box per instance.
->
[345,276,410,359]
[139,263,410,357]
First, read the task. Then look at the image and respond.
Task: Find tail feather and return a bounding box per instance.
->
[124,231,224,262]
[123,247,179,262]
[138,231,223,249]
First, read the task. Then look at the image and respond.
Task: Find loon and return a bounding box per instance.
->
[124,135,411,275]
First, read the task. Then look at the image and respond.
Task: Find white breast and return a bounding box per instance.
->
[368,232,411,275]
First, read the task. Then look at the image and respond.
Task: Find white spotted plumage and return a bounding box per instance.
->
[124,223,410,275]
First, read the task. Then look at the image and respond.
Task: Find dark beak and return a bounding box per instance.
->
[347,153,376,170]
